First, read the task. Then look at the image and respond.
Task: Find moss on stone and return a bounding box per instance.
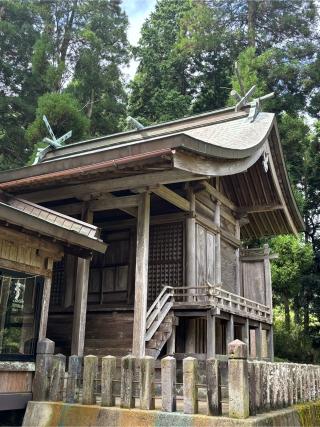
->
[295,401,320,427]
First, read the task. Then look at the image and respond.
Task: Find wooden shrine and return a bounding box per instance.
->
[0,103,304,364]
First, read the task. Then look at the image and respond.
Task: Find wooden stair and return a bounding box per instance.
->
[145,286,175,359]
[145,312,174,358]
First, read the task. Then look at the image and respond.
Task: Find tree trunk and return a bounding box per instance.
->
[284,296,291,331]
[293,299,301,325]
[303,303,310,334]
[87,89,95,119]
[247,0,257,48]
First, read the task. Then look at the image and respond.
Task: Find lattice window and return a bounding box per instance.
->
[148,222,184,301]
[50,260,65,307]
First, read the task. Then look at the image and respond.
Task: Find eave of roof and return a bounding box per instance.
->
[0,193,107,254]
[0,104,304,238]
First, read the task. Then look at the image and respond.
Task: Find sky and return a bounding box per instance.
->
[122,0,157,80]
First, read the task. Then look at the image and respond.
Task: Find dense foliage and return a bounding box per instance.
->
[0,0,319,360]
[0,0,129,167]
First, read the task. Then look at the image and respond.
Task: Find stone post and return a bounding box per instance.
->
[48,353,66,401]
[183,357,198,414]
[254,362,262,412]
[288,364,294,406]
[248,361,256,415]
[140,356,155,410]
[283,363,289,407]
[32,338,55,401]
[120,355,135,409]
[161,356,176,412]
[101,356,116,407]
[82,355,98,405]
[228,339,249,419]
[206,358,221,415]
[66,355,82,404]
[260,362,270,411]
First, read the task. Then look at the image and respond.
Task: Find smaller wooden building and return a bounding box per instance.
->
[0,190,106,410]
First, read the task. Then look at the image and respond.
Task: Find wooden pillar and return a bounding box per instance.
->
[207,310,216,358]
[256,323,263,359]
[71,207,93,356]
[268,326,274,361]
[132,192,150,357]
[186,188,196,301]
[264,244,272,309]
[167,324,176,355]
[235,220,241,296]
[38,258,54,340]
[214,202,221,284]
[0,276,11,351]
[185,318,196,353]
[226,314,234,346]
[243,318,250,350]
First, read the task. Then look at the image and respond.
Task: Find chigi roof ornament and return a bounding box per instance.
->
[231,62,274,123]
[33,115,72,164]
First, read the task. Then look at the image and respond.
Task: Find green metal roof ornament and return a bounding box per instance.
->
[33,115,72,164]
[230,61,274,123]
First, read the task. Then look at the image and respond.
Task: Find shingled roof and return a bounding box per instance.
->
[0,105,304,238]
[0,191,106,256]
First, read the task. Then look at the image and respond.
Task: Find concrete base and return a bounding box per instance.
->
[22,401,320,427]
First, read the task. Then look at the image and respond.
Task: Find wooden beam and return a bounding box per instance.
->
[207,311,216,358]
[267,145,298,235]
[235,220,241,296]
[132,192,150,357]
[0,225,63,258]
[21,170,203,203]
[196,192,236,225]
[186,188,196,301]
[38,258,54,339]
[152,185,190,212]
[201,181,237,212]
[55,194,139,217]
[0,258,51,277]
[238,204,283,214]
[214,202,221,284]
[71,207,93,357]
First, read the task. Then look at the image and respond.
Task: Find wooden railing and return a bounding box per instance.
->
[169,283,271,323]
[208,285,272,323]
[145,286,174,342]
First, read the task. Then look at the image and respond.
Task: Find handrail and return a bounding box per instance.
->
[211,286,270,312]
[146,286,173,319]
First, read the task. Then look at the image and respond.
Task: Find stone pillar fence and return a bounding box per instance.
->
[32,338,320,419]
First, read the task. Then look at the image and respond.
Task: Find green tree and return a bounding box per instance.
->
[26,92,90,149]
[0,0,39,169]
[67,0,129,135]
[0,0,130,169]
[270,235,314,331]
[32,0,129,134]
[128,0,194,124]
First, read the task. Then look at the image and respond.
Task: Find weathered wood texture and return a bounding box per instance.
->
[47,312,134,357]
[221,240,236,293]
[242,260,266,305]
[0,237,53,277]
[38,273,53,340]
[195,224,215,287]
[0,371,33,393]
[71,208,93,356]
[132,192,150,357]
